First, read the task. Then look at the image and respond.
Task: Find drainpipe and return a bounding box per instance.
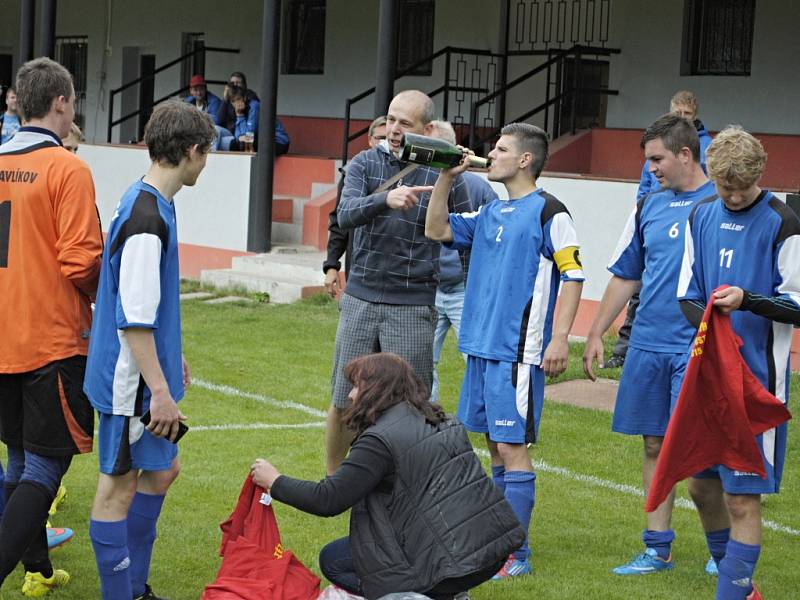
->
[249,0,281,253]
[374,0,398,117]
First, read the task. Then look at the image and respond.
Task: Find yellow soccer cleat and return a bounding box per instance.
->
[21,569,70,598]
[48,485,67,518]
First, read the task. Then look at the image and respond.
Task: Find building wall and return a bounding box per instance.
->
[1,0,797,143]
[82,143,253,252]
[606,0,800,134]
[55,0,501,142]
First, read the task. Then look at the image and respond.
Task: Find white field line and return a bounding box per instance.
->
[192,378,799,537]
[193,378,327,418]
[474,448,799,537]
[194,422,325,432]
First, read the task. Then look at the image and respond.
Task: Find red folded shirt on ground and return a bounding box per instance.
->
[645,289,792,512]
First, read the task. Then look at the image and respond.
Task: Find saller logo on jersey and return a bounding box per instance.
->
[495,419,516,427]
[720,222,745,232]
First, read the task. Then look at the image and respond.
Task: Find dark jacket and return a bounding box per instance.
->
[216,101,236,133]
[270,402,524,599]
[337,142,472,305]
[350,403,524,599]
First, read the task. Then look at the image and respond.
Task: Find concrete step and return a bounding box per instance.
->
[274,156,337,197]
[270,244,322,254]
[200,269,324,304]
[231,252,325,280]
[271,222,303,244]
[311,181,337,198]
[275,184,337,228]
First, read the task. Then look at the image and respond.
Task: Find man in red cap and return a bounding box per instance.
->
[184,74,222,126]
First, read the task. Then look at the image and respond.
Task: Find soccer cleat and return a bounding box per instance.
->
[46,527,74,550]
[603,354,625,369]
[134,584,169,600]
[705,556,719,576]
[48,485,67,518]
[21,569,70,597]
[612,548,674,575]
[746,584,762,600]
[491,554,531,579]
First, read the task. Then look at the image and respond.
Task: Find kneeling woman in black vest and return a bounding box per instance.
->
[251,352,524,600]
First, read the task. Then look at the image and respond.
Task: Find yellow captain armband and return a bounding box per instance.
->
[553,246,582,273]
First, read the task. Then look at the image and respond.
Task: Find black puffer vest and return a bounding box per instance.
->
[349,402,525,599]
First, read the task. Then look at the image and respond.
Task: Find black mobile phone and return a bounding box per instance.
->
[139,411,189,444]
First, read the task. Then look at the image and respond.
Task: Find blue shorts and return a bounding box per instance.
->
[457,356,544,444]
[612,347,687,437]
[98,413,178,476]
[693,425,788,495]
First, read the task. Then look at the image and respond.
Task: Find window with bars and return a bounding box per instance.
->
[681,0,755,76]
[55,36,88,129]
[282,0,326,74]
[396,0,435,76]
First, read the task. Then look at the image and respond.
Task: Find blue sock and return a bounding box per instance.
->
[504,470,536,561]
[642,528,675,560]
[716,539,760,600]
[90,519,132,600]
[127,492,166,597]
[706,528,730,567]
[491,465,506,494]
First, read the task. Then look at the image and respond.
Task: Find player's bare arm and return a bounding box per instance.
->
[125,328,186,441]
[425,150,470,241]
[583,277,642,380]
[542,280,583,377]
[182,354,191,387]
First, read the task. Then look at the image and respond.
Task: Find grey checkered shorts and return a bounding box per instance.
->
[331,293,437,408]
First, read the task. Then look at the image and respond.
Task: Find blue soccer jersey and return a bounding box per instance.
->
[448,189,584,365]
[84,179,184,415]
[678,191,800,486]
[608,181,716,353]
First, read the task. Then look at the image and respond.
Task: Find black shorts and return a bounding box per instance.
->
[0,355,94,457]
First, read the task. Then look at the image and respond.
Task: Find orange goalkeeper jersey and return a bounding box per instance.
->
[0,128,102,373]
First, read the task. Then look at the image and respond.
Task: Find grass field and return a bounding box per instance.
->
[1,293,797,599]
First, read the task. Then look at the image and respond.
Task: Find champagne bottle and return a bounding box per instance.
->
[400,133,490,169]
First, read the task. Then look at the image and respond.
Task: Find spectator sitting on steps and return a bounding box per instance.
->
[184,75,222,126]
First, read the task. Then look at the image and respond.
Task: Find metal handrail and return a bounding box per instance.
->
[107,46,239,143]
[341,46,504,165]
[468,44,620,150]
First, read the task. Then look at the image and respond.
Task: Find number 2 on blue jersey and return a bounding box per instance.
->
[495,225,503,243]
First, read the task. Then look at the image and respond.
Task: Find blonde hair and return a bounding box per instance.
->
[68,122,83,141]
[670,90,699,114]
[705,126,767,189]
